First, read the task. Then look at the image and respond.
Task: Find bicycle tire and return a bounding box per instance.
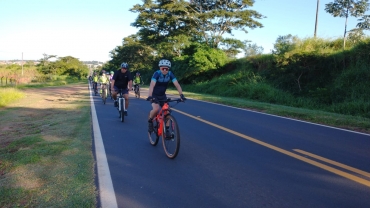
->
[148,119,159,146]
[120,98,125,122]
[162,115,180,159]
[137,87,140,98]
[102,87,106,104]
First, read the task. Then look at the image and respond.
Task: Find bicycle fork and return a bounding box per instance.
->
[118,97,125,112]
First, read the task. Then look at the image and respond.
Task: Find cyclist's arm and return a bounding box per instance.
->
[110,80,115,90]
[173,80,183,96]
[148,80,156,96]
[128,80,133,91]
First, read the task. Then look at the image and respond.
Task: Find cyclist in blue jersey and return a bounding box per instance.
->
[146,59,186,133]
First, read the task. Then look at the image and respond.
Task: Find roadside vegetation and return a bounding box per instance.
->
[0,82,95,207]
[102,1,370,128]
[0,57,95,207]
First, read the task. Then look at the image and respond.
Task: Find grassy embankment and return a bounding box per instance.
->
[168,37,370,133]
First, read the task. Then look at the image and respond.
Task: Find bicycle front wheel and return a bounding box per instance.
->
[162,115,180,159]
[102,88,107,104]
[148,119,159,146]
[120,98,125,122]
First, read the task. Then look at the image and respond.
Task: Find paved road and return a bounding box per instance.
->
[91,86,370,208]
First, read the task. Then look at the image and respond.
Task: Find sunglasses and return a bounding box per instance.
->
[161,68,169,71]
[121,68,127,70]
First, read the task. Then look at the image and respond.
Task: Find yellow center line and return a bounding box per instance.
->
[294,149,370,179]
[172,108,370,188]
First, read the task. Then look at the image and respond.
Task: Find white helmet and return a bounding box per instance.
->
[158,59,171,68]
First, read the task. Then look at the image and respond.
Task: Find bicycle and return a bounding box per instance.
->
[134,84,141,98]
[93,82,98,96]
[116,89,126,122]
[108,81,113,100]
[147,98,183,159]
[100,83,108,104]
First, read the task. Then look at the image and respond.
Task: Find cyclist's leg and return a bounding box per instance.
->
[149,102,160,119]
[123,92,129,110]
[112,86,118,107]
[103,84,107,98]
[112,86,118,100]
[148,102,160,131]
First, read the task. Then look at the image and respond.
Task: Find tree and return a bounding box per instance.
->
[325,0,369,49]
[189,0,264,48]
[37,54,57,74]
[130,0,264,51]
[272,34,299,55]
[130,0,193,57]
[356,14,370,29]
[108,34,156,73]
[219,38,247,58]
[243,42,264,57]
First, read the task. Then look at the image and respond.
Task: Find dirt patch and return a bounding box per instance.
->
[0,84,89,145]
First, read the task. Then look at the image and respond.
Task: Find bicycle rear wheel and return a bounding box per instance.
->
[162,115,180,159]
[148,119,159,146]
[102,87,107,104]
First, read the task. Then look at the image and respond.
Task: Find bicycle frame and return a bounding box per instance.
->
[101,84,108,96]
[155,102,170,137]
[117,89,126,122]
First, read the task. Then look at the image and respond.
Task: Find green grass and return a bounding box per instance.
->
[16,77,86,89]
[0,83,96,207]
[0,88,25,107]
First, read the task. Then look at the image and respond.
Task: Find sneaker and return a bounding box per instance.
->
[124,110,128,116]
[114,100,118,107]
[166,130,172,138]
[148,121,154,132]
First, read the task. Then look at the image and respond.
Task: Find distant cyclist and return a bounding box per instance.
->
[133,72,143,92]
[146,59,186,133]
[99,71,109,95]
[109,71,114,81]
[110,62,132,116]
[92,73,99,92]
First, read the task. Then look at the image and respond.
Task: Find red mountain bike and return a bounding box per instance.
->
[148,98,183,159]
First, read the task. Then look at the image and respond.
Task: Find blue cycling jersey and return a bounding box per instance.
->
[151,70,177,96]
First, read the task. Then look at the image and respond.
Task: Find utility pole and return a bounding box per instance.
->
[22,52,24,76]
[314,0,320,38]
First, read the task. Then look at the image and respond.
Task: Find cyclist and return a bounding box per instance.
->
[110,62,132,116]
[108,71,114,98]
[99,71,109,96]
[109,71,114,81]
[146,59,186,135]
[92,72,99,93]
[133,72,143,94]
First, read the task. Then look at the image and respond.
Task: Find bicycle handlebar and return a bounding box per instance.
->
[147,98,184,103]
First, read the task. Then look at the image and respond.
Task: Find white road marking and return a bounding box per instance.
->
[89,83,118,208]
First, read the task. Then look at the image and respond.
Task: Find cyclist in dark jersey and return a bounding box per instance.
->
[110,62,132,116]
[146,59,186,132]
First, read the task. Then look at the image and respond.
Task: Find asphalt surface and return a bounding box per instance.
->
[91,87,370,208]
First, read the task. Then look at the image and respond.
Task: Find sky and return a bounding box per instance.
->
[1,0,369,62]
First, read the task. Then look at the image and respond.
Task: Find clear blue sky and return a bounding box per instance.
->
[0,0,368,62]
